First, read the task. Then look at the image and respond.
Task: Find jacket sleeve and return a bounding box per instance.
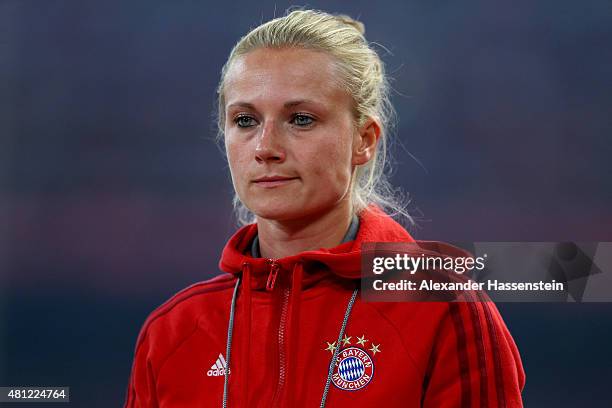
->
[124,330,159,408]
[421,301,526,408]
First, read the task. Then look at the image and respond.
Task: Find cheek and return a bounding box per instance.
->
[305,138,353,185]
[225,138,247,181]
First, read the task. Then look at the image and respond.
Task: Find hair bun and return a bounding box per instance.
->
[335,14,365,35]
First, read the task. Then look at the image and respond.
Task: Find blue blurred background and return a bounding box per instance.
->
[1,0,611,406]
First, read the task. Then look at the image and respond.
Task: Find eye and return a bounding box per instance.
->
[292,114,314,127]
[234,115,257,128]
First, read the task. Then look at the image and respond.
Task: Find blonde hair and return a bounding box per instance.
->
[216,8,413,226]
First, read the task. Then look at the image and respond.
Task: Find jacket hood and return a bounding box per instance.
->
[219,205,470,288]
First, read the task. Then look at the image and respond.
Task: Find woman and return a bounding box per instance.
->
[124,9,525,407]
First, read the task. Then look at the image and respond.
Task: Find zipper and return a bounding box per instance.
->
[272,286,290,406]
[266,259,290,406]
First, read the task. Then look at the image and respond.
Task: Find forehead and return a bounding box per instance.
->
[223,48,350,109]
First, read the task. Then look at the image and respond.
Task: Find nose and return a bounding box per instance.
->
[254,120,285,163]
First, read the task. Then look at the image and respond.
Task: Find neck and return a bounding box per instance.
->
[256,200,353,260]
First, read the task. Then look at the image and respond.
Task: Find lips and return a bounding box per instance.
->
[252,175,299,187]
[253,176,298,182]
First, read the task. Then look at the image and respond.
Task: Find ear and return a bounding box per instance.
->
[352,117,381,166]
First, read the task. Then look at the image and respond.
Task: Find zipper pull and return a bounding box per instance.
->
[266,259,280,291]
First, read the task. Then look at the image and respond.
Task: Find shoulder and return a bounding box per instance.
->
[132,273,237,357]
[365,295,512,344]
[146,274,236,326]
[362,297,520,375]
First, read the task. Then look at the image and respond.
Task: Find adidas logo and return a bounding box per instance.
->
[206,353,230,377]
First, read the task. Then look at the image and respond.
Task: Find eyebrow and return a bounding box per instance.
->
[226,99,322,110]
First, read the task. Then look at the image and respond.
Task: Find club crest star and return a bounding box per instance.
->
[325,341,337,354]
[356,335,368,346]
[342,335,352,346]
[369,343,381,355]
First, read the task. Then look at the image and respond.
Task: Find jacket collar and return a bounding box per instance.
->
[218,205,416,289]
[250,214,360,258]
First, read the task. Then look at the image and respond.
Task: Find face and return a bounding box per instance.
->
[223,47,376,223]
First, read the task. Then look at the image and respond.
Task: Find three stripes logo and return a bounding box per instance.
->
[206,353,230,377]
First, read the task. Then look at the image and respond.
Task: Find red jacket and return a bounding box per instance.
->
[124,207,525,407]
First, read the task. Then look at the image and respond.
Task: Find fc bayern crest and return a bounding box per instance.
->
[331,347,374,391]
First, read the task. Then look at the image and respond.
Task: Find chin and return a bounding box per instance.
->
[250,204,307,222]
[249,199,344,224]
[244,190,347,223]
